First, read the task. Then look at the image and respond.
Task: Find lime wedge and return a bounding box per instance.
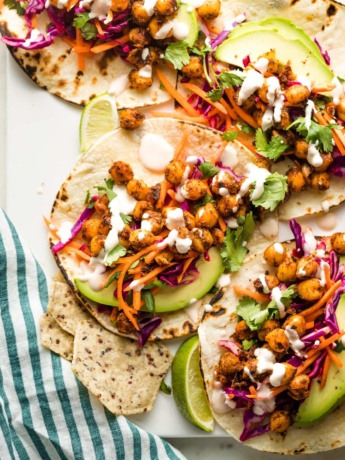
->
[80,93,119,153]
[172,335,214,432]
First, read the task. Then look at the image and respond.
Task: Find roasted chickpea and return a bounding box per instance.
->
[89,235,106,257]
[211,228,224,248]
[119,108,145,130]
[82,219,101,240]
[94,194,109,214]
[165,160,186,185]
[296,256,318,280]
[315,152,333,173]
[181,56,204,79]
[253,109,264,126]
[287,165,308,192]
[277,257,297,283]
[116,311,135,334]
[309,172,330,190]
[109,161,133,184]
[331,232,345,254]
[254,275,279,294]
[211,171,240,196]
[154,0,178,16]
[279,64,296,86]
[283,314,306,336]
[181,179,208,201]
[148,17,173,39]
[265,328,290,354]
[269,410,293,434]
[336,96,345,122]
[170,226,193,254]
[141,211,165,234]
[258,319,280,342]
[147,183,161,205]
[155,248,174,266]
[289,374,310,400]
[195,203,218,229]
[235,320,256,341]
[111,0,129,12]
[297,278,323,301]
[218,352,241,377]
[131,1,150,25]
[257,82,269,104]
[133,201,153,221]
[217,195,241,218]
[263,243,286,267]
[284,85,311,105]
[295,139,309,160]
[126,179,150,200]
[183,211,196,231]
[128,27,151,47]
[98,212,112,236]
[129,229,155,250]
[276,107,291,130]
[128,69,153,89]
[280,362,297,386]
[118,225,132,249]
[191,227,213,253]
[197,0,220,20]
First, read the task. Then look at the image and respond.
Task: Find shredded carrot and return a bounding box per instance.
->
[225,88,258,129]
[156,179,171,210]
[156,68,200,117]
[31,14,37,29]
[237,137,257,154]
[307,331,345,358]
[100,264,125,288]
[62,37,76,48]
[116,243,158,264]
[304,309,325,323]
[133,273,142,311]
[208,107,220,118]
[296,351,322,376]
[220,97,238,120]
[94,19,103,35]
[124,264,175,291]
[270,384,289,397]
[324,264,333,290]
[305,321,315,329]
[177,257,196,284]
[182,83,227,115]
[315,112,345,156]
[232,285,270,303]
[62,244,91,261]
[150,111,208,124]
[301,280,342,317]
[213,141,228,164]
[43,216,59,239]
[145,245,168,264]
[320,336,344,367]
[167,189,176,201]
[67,0,79,10]
[76,28,85,72]
[312,84,336,93]
[90,36,129,54]
[323,112,345,156]
[218,216,227,233]
[154,229,169,240]
[246,385,258,399]
[320,354,330,389]
[174,130,189,160]
[225,116,232,131]
[73,46,91,53]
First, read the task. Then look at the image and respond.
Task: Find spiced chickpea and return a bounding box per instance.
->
[116,311,135,334]
[197,0,220,20]
[235,320,256,341]
[295,139,309,160]
[128,27,151,47]
[129,229,155,250]
[89,235,106,257]
[181,56,204,79]
[195,203,218,229]
[265,328,290,354]
[165,160,186,185]
[280,362,297,386]
[315,152,333,173]
[218,352,241,377]
[263,243,286,267]
[296,256,318,279]
[257,319,280,341]
[148,17,173,39]
[309,172,330,190]
[154,0,178,16]
[111,0,130,12]
[141,211,165,234]
[211,227,224,248]
[98,212,112,236]
[269,411,293,434]
[331,232,345,254]
[183,211,196,230]
[128,69,153,89]
[109,161,133,184]
[253,275,279,294]
[284,85,311,105]
[257,82,269,104]
[297,278,323,301]
[82,219,101,240]
[94,194,109,214]
[253,109,264,127]
[155,248,174,265]
[217,195,241,217]
[211,171,240,196]
[118,225,132,249]
[275,107,291,130]
[119,109,145,130]
[287,165,308,192]
[336,96,345,122]
[133,201,153,221]
[191,227,213,253]
[277,257,297,283]
[283,315,306,336]
[131,1,150,25]
[289,374,310,400]
[126,179,150,200]
[181,179,208,201]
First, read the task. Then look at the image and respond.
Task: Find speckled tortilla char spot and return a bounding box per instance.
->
[32,52,41,62]
[58,79,67,88]
[210,307,226,317]
[210,289,223,305]
[49,64,60,76]
[182,321,196,333]
[58,54,67,62]
[25,65,37,78]
[327,4,337,16]
[97,50,117,76]
[290,0,299,4]
[91,76,98,85]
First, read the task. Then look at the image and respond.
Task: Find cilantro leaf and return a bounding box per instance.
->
[236,297,269,331]
[164,41,190,70]
[104,244,127,266]
[193,194,216,211]
[218,72,245,88]
[191,44,212,57]
[242,339,257,350]
[313,96,332,110]
[288,117,341,153]
[220,212,255,272]
[120,213,132,225]
[142,290,155,315]
[334,340,345,353]
[255,129,289,161]
[236,123,255,134]
[5,0,26,15]
[73,12,90,28]
[104,270,121,287]
[337,76,345,83]
[199,161,219,179]
[160,379,172,395]
[250,172,287,211]
[102,178,116,201]
[222,131,239,141]
[81,22,97,40]
[206,88,223,102]
[266,285,297,318]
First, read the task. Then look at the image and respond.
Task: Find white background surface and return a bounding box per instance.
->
[2,43,345,459]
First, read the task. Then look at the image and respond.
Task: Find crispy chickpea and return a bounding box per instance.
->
[82,219,102,240]
[141,211,165,235]
[315,152,333,173]
[127,48,143,68]
[170,226,193,254]
[131,1,150,25]
[218,352,241,377]
[211,228,224,248]
[257,82,269,104]
[133,201,153,221]
[98,212,112,236]
[111,0,129,12]
[263,243,286,267]
[211,171,240,196]
[253,109,264,126]
[127,179,150,201]
[148,17,173,39]
[217,195,241,218]
[253,274,279,294]
[183,211,196,231]
[336,96,345,122]
[258,319,280,341]
[195,203,218,229]
[155,248,174,266]
[89,235,106,257]
[287,165,308,192]
[277,257,297,283]
[284,85,311,105]
[295,139,308,160]
[297,278,323,301]
[181,56,204,79]
[280,362,297,386]
[296,256,318,280]
[94,194,109,214]
[154,0,178,16]
[128,69,153,89]
[331,232,345,254]
[265,328,290,354]
[197,0,220,20]
[309,172,330,190]
[191,227,213,253]
[109,161,133,184]
[118,225,132,249]
[181,179,208,201]
[128,27,151,47]
[269,410,293,434]
[165,160,186,185]
[289,374,310,400]
[119,108,145,130]
[279,64,296,86]
[275,106,291,130]
[129,229,155,250]
[283,315,306,336]
[116,311,135,334]
[235,320,256,341]
[147,183,161,205]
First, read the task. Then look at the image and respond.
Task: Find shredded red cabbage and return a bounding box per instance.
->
[289,219,304,258]
[2,26,60,50]
[159,260,199,286]
[308,350,327,379]
[136,317,163,348]
[329,148,345,177]
[240,409,270,441]
[25,0,45,28]
[314,38,331,65]
[287,355,302,367]
[219,339,240,355]
[223,387,252,406]
[46,6,67,34]
[325,290,345,333]
[301,326,331,343]
[216,162,244,180]
[242,55,250,67]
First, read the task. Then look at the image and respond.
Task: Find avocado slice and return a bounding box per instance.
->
[175,4,198,48]
[74,247,224,313]
[215,30,334,86]
[295,262,345,427]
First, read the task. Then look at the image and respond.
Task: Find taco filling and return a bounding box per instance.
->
[210,220,345,441]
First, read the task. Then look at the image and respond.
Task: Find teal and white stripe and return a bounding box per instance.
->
[0,208,185,460]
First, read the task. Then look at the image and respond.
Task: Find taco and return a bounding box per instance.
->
[199,219,345,453]
[48,117,287,342]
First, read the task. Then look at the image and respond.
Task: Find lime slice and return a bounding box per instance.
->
[80,93,119,153]
[172,335,214,432]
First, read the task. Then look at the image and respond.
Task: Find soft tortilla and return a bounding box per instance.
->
[198,244,345,454]
[72,318,173,415]
[0,2,176,107]
[40,312,74,361]
[50,118,276,340]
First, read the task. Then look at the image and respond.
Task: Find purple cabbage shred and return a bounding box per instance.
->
[136,317,163,348]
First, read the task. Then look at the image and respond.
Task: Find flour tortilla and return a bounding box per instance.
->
[40,312,74,361]
[50,118,276,340]
[0,1,176,107]
[198,241,345,454]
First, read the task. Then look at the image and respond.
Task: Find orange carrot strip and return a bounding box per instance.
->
[225,116,232,131]
[213,141,228,164]
[156,68,200,117]
[320,354,330,389]
[167,189,176,200]
[312,85,336,93]
[150,111,208,124]
[174,130,189,160]
[218,216,227,233]
[270,385,289,397]
[301,281,342,317]
[296,351,322,376]
[323,112,345,156]
[31,14,37,29]
[116,243,158,264]
[43,216,59,239]
[145,245,168,264]
[94,19,103,35]
[307,331,345,358]
[320,336,343,368]
[100,265,124,288]
[156,179,171,210]
[208,107,220,118]
[67,0,79,10]
[123,264,175,291]
[133,273,142,311]
[225,88,258,128]
[232,285,270,303]
[237,137,257,154]
[76,29,85,72]
[204,20,221,35]
[90,36,129,54]
[62,37,76,48]
[177,257,196,284]
[324,264,333,290]
[62,245,91,261]
[154,229,169,240]
[72,45,92,53]
[220,97,238,120]
[182,83,227,115]
[305,321,315,329]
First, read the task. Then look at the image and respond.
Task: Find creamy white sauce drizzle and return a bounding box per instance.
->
[166,208,185,230]
[211,389,232,414]
[239,163,270,201]
[185,155,199,165]
[307,141,323,167]
[271,287,286,318]
[221,144,238,169]
[317,260,330,287]
[254,58,269,74]
[273,242,284,255]
[297,76,311,91]
[216,273,231,288]
[154,19,189,40]
[143,0,158,16]
[141,47,150,60]
[238,70,264,105]
[157,228,192,254]
[269,363,286,387]
[262,106,274,131]
[138,133,174,171]
[138,65,152,78]
[89,0,111,20]
[303,228,317,254]
[57,221,73,244]
[259,218,279,241]
[108,75,128,97]
[225,217,238,229]
[331,77,344,104]
[79,256,106,291]
[254,348,275,373]
[305,100,316,131]
[284,326,305,357]
[258,274,270,294]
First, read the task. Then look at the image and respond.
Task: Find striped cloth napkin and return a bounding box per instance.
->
[0,208,185,460]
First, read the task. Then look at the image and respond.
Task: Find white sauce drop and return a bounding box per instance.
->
[143,0,158,16]
[221,144,238,169]
[269,363,286,387]
[138,65,152,79]
[108,75,128,97]
[305,100,316,131]
[185,155,199,165]
[307,141,323,167]
[258,274,269,294]
[262,106,274,131]
[284,326,305,356]
[172,21,189,40]
[57,221,73,244]
[259,217,279,241]
[271,287,286,318]
[254,348,276,373]
[273,243,284,255]
[238,70,264,105]
[211,389,232,414]
[89,0,111,20]
[166,208,185,230]
[204,304,212,312]
[141,47,150,60]
[225,217,238,229]
[239,163,270,201]
[157,228,192,254]
[138,133,174,171]
[317,260,330,287]
[216,273,231,288]
[79,257,107,291]
[254,58,269,74]
[317,212,338,231]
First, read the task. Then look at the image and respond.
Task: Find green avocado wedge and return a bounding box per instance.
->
[175,4,198,48]
[215,30,334,87]
[74,247,224,314]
